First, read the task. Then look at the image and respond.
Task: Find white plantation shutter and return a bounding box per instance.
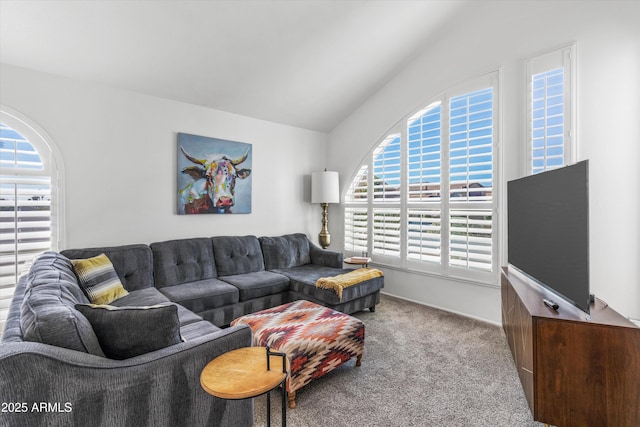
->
[372,134,401,201]
[407,208,441,263]
[372,208,400,257]
[407,102,442,202]
[526,45,575,174]
[343,72,498,283]
[449,209,493,271]
[0,177,52,280]
[344,165,369,252]
[370,134,401,258]
[449,88,493,202]
[344,207,368,252]
[448,87,494,273]
[345,165,368,203]
[531,68,564,174]
[0,119,56,333]
[406,102,442,266]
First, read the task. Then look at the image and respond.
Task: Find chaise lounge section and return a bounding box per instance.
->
[259,234,383,314]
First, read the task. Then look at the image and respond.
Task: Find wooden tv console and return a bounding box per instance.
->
[501,267,640,427]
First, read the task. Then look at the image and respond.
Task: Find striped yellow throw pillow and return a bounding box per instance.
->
[71,254,128,305]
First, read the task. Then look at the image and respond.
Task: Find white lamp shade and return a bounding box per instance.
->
[311,171,339,204]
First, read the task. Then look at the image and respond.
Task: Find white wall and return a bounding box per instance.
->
[0,64,328,249]
[329,1,640,322]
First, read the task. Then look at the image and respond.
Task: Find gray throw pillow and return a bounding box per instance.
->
[75,303,183,359]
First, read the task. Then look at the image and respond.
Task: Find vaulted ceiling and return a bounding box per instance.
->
[0,0,467,132]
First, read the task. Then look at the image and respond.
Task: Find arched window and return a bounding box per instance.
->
[343,72,499,284]
[0,108,64,330]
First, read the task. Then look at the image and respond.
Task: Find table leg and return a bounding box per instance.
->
[281,379,287,427]
[266,391,271,427]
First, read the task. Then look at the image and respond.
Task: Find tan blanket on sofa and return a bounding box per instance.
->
[316,268,384,300]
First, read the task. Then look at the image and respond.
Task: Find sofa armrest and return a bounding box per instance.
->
[309,241,343,268]
[0,324,253,427]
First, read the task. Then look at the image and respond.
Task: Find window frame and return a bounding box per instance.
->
[0,106,65,333]
[343,71,500,285]
[525,44,576,174]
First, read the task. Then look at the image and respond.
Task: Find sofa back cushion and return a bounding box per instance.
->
[150,238,217,288]
[20,252,105,356]
[212,235,265,276]
[259,233,311,270]
[62,244,153,291]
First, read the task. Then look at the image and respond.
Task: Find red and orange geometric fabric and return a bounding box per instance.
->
[231,300,365,408]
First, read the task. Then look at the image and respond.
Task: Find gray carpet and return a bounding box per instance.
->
[253,293,544,427]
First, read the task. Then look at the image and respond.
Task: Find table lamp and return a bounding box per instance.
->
[311,169,339,248]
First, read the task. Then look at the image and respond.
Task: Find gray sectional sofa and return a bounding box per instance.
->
[0,233,383,427]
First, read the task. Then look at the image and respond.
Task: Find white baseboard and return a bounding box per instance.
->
[380,290,502,327]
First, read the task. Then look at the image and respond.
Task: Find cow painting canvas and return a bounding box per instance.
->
[177,133,252,214]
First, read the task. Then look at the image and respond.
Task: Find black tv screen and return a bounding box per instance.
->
[507,160,590,314]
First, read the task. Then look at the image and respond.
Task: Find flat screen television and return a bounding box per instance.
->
[507,160,590,314]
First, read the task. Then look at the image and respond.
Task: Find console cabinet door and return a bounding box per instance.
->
[536,318,640,427]
[501,274,534,414]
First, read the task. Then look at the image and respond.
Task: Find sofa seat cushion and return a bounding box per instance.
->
[219,271,290,301]
[179,320,221,341]
[109,287,170,306]
[158,279,239,313]
[107,287,202,326]
[316,267,384,300]
[274,265,385,305]
[19,252,105,357]
[173,304,205,326]
[75,303,183,360]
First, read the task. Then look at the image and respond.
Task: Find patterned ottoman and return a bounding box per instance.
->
[230,299,365,409]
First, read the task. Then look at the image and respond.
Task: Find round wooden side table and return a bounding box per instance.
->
[344,256,371,268]
[201,346,289,427]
